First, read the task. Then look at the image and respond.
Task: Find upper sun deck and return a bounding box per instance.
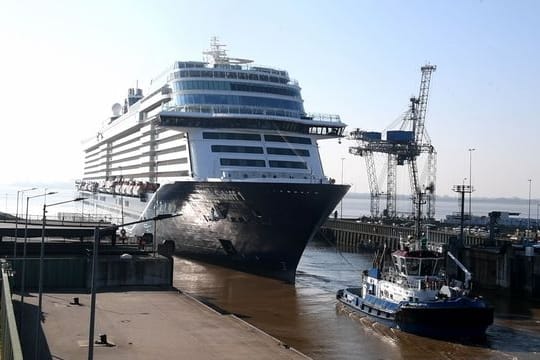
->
[164,38,296,86]
[168,61,295,87]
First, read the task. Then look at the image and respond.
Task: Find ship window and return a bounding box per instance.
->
[203,132,261,141]
[230,83,300,97]
[264,135,311,144]
[406,258,420,276]
[211,145,264,154]
[420,259,436,276]
[269,160,307,169]
[220,158,266,167]
[267,148,310,156]
[433,259,442,275]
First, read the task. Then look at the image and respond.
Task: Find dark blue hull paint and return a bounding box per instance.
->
[337,288,493,339]
[87,181,349,283]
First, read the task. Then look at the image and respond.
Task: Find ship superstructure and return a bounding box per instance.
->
[79,39,349,282]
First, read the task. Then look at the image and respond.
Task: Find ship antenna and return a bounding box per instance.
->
[203,36,253,65]
[203,36,228,64]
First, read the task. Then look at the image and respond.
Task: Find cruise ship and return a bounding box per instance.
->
[78,39,350,282]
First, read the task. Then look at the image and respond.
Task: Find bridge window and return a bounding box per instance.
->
[264,135,311,144]
[406,258,420,276]
[211,145,263,154]
[203,132,261,141]
[220,158,266,167]
[269,160,307,169]
[267,148,310,156]
[420,259,436,276]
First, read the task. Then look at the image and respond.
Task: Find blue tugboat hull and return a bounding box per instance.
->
[337,288,493,339]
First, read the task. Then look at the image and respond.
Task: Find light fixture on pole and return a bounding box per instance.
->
[340,157,345,219]
[14,187,37,258]
[35,196,85,358]
[19,191,57,329]
[87,212,180,359]
[119,166,124,227]
[468,148,475,227]
[537,202,539,232]
[528,179,532,230]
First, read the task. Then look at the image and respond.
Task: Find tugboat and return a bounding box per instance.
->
[336,195,494,339]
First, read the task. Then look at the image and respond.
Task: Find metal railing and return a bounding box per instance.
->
[0,213,119,227]
[163,104,302,119]
[0,260,23,360]
[305,113,342,123]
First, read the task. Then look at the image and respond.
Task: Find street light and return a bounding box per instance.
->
[35,196,85,359]
[536,203,540,232]
[119,166,124,227]
[19,191,57,329]
[468,148,475,227]
[340,157,345,219]
[87,212,180,359]
[528,179,532,230]
[14,187,37,257]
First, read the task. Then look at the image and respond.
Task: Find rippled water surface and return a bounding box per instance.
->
[173,244,540,359]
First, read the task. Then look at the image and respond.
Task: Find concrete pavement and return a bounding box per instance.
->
[16,290,308,359]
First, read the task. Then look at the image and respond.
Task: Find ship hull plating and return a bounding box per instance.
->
[337,289,493,339]
[86,181,349,283]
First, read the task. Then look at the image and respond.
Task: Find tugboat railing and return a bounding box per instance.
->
[380,272,444,291]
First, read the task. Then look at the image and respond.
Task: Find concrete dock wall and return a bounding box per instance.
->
[90,255,172,289]
[10,255,172,291]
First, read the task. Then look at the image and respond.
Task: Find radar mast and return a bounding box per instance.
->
[203,36,253,65]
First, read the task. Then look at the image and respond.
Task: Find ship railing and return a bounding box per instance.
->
[216,170,330,184]
[8,213,119,227]
[382,272,444,291]
[163,104,303,119]
[305,113,342,123]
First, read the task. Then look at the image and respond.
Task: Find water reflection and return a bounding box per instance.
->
[173,244,540,359]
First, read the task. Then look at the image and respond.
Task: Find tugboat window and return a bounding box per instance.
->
[406,258,420,276]
[420,259,435,276]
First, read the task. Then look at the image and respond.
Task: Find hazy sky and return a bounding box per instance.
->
[0,0,538,198]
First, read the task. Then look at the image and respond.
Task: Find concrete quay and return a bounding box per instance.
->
[16,289,308,359]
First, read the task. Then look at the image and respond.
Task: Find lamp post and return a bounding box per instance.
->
[14,187,37,257]
[119,166,124,227]
[340,157,345,219]
[35,196,85,359]
[19,191,57,329]
[87,213,180,359]
[537,202,539,232]
[468,148,475,229]
[528,179,532,230]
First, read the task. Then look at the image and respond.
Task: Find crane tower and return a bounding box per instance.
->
[349,64,437,219]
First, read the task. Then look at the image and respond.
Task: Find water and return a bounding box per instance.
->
[173,244,540,359]
[340,194,537,221]
[1,184,536,225]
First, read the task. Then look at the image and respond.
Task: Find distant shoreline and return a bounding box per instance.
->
[344,192,538,204]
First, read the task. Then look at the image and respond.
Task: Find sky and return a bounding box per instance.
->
[0,0,538,198]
